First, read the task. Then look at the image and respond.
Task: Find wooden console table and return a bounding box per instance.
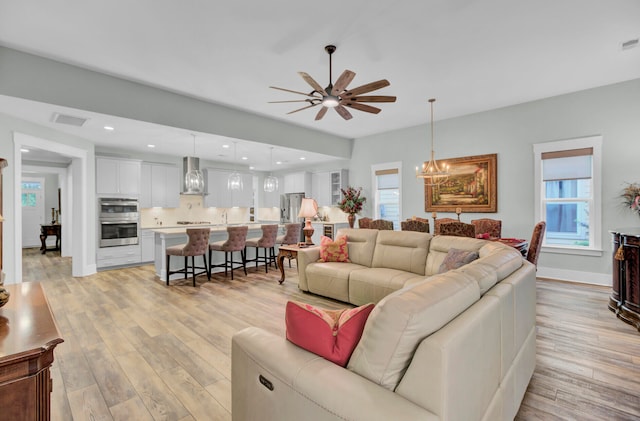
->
[40,224,61,254]
[0,282,64,420]
[610,228,640,331]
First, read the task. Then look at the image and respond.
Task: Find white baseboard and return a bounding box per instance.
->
[536,266,610,286]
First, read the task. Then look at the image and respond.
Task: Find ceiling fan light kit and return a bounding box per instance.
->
[416,98,450,186]
[269,45,396,121]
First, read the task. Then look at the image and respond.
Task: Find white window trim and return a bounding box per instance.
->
[533,136,603,256]
[371,161,402,225]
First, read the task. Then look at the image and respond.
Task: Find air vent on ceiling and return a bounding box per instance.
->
[51,112,88,127]
[621,38,639,50]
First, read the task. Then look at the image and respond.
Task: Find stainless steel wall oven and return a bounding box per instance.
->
[99,198,139,247]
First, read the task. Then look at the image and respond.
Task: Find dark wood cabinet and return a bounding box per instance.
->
[610,228,640,331]
[0,282,63,420]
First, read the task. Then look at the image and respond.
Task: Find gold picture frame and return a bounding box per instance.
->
[424,153,497,213]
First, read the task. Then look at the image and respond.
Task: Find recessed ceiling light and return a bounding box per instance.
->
[249,166,255,170]
[147,144,156,148]
[300,157,306,160]
[104,126,115,131]
[222,144,230,148]
[241,156,248,160]
[20,148,29,153]
[276,161,282,165]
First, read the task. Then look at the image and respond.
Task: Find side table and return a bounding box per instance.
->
[277,244,316,284]
[40,224,61,255]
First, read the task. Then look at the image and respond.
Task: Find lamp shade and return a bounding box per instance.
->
[298,198,318,218]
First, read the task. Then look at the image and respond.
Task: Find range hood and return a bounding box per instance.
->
[181,156,206,195]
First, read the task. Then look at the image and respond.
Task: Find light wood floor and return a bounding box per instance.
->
[21,249,640,420]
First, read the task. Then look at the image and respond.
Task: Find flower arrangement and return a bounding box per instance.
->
[338,186,366,215]
[620,182,640,216]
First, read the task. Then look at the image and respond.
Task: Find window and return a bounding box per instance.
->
[533,137,602,255]
[372,163,402,230]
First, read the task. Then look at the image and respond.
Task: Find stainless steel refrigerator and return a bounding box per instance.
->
[280,192,305,224]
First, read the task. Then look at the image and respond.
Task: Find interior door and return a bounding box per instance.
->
[21,177,45,248]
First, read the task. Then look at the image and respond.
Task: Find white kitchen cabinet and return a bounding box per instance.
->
[311,172,332,206]
[311,169,348,206]
[283,171,311,195]
[205,169,252,208]
[140,230,155,262]
[330,169,349,205]
[97,244,141,268]
[140,163,180,208]
[96,157,141,196]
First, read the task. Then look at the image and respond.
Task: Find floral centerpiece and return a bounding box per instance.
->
[338,186,366,228]
[621,182,640,217]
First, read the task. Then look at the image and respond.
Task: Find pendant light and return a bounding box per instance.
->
[184,134,205,193]
[416,98,449,186]
[228,141,243,191]
[263,147,278,192]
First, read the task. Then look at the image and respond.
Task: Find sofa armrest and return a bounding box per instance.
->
[232,327,437,421]
[296,247,320,291]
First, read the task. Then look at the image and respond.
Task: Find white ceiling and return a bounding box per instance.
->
[1,0,639,169]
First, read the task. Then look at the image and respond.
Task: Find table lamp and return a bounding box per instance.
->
[298,198,318,245]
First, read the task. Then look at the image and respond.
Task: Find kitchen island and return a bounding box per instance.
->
[151,224,283,281]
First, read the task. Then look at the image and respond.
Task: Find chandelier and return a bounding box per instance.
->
[416,98,449,186]
[263,146,278,192]
[228,141,243,191]
[184,134,205,193]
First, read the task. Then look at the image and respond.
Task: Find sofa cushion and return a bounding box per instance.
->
[306,262,368,303]
[347,272,481,390]
[371,231,431,276]
[285,301,375,367]
[319,235,350,262]
[438,248,479,273]
[425,236,485,275]
[348,268,427,306]
[335,228,379,267]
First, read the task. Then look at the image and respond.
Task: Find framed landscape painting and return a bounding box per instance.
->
[424,153,497,213]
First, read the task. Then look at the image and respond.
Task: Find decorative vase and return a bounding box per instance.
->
[348,214,356,228]
[0,275,8,308]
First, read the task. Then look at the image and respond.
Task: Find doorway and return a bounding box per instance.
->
[21,177,46,248]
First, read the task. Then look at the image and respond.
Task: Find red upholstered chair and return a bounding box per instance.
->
[439,221,476,238]
[165,228,211,287]
[526,221,546,268]
[434,218,458,235]
[370,219,394,230]
[471,218,502,239]
[358,217,373,229]
[245,224,279,273]
[401,220,430,233]
[209,226,249,280]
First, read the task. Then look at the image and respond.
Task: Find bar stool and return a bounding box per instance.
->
[276,223,302,268]
[209,225,248,280]
[245,224,279,273]
[165,228,211,287]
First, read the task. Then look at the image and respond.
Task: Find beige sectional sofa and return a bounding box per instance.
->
[232,229,536,420]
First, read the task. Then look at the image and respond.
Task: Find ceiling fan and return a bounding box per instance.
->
[269,45,396,121]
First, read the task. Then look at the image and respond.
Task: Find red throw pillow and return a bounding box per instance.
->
[285,301,375,367]
[319,235,350,262]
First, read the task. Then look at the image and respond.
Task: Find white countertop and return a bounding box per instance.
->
[148,223,280,235]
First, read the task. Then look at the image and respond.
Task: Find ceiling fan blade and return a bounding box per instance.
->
[315,107,328,121]
[349,95,397,103]
[270,86,321,98]
[343,102,381,114]
[332,70,356,95]
[268,100,317,104]
[342,79,391,98]
[286,103,319,115]
[298,72,327,96]
[334,105,353,120]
